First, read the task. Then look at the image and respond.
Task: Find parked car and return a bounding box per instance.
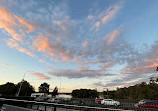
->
[135,101,158,108]
[138,99,152,104]
[54,98,66,103]
[101,99,120,106]
[47,98,56,102]
[95,98,103,104]
[35,95,48,102]
[71,99,85,105]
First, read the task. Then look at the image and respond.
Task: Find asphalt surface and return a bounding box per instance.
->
[2,104,81,111]
[3,104,34,111]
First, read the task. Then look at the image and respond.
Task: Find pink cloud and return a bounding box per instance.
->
[102,5,120,24]
[30,72,50,80]
[0,62,15,69]
[0,7,35,41]
[39,59,52,66]
[14,16,35,33]
[106,30,120,45]
[0,7,36,57]
[32,35,73,60]
[0,63,9,66]
[95,21,101,28]
[33,36,50,51]
[121,59,158,75]
[54,20,67,31]
[94,4,121,29]
[6,38,36,57]
[87,15,93,20]
[99,61,117,71]
[82,40,89,48]
[18,47,36,57]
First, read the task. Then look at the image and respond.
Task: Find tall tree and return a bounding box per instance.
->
[38,82,49,93]
[16,80,35,96]
[51,86,58,96]
[0,82,17,96]
[72,89,98,98]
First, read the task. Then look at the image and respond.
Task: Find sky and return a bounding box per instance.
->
[0,0,158,93]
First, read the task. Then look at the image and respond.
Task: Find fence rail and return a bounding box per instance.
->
[0,98,158,111]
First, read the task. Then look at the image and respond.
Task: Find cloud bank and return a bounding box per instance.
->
[1,0,158,90]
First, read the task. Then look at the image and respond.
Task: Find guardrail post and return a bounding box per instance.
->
[37,104,39,110]
[45,104,47,111]
[54,105,56,111]
[30,103,32,109]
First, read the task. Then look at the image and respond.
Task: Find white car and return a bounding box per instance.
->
[101,99,120,106]
[47,98,56,102]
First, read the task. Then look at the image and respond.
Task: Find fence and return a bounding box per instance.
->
[0,98,158,111]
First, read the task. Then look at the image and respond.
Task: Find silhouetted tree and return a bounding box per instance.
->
[0,81,34,96]
[72,89,98,98]
[0,82,17,96]
[16,80,35,96]
[51,86,58,96]
[38,82,49,93]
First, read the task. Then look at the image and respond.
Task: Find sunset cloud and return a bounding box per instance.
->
[0,62,15,69]
[32,35,73,60]
[121,41,158,75]
[93,4,121,29]
[102,5,120,24]
[106,30,120,45]
[33,36,50,51]
[99,61,117,71]
[30,72,50,80]
[6,39,36,57]
[0,7,35,41]
[39,59,52,66]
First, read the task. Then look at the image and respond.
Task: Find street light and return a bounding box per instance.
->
[16,71,32,97]
[57,75,62,97]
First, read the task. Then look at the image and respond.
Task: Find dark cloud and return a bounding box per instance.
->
[92,73,157,89]
[46,69,116,79]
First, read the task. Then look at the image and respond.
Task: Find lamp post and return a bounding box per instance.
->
[16,71,31,97]
[57,75,62,97]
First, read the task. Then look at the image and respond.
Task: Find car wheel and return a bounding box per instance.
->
[114,103,117,106]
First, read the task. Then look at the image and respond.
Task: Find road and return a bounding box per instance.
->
[2,104,81,111]
[3,104,35,111]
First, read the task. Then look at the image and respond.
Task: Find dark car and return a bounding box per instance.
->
[71,99,85,105]
[54,98,66,103]
[35,95,48,102]
[135,101,158,109]
[138,99,152,104]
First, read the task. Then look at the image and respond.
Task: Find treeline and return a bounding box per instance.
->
[0,80,34,96]
[104,78,158,100]
[72,89,98,98]
[71,78,158,100]
[0,81,58,97]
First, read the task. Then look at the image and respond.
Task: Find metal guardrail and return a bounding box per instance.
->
[0,98,134,111]
[0,98,158,111]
